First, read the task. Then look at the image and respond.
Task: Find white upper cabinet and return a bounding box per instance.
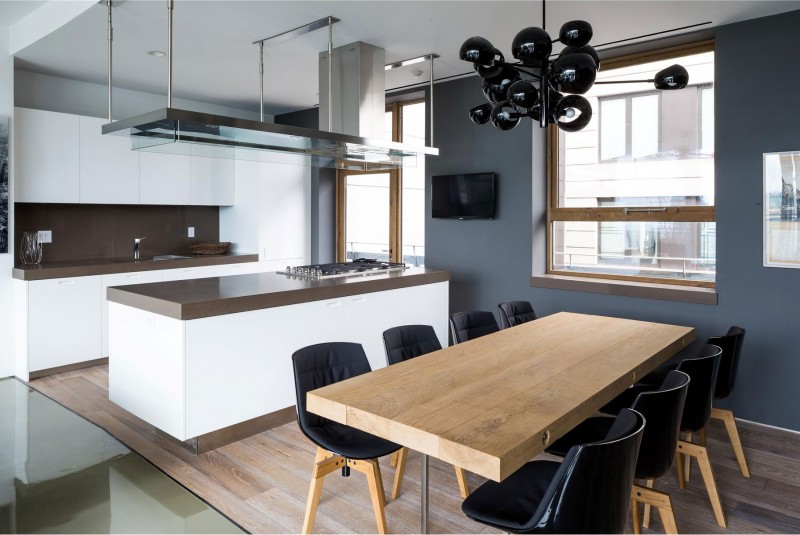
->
[15,108,80,203]
[79,116,140,204]
[190,155,234,206]
[139,152,191,205]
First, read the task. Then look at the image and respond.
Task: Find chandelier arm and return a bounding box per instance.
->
[593,79,655,85]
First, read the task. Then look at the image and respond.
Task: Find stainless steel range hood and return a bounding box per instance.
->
[100,7,437,170]
[101,108,436,170]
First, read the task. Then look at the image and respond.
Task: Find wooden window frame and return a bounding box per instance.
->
[336,99,425,263]
[547,40,716,289]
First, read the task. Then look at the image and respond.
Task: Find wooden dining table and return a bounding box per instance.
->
[307,311,695,532]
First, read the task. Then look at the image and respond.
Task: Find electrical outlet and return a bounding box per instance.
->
[38,230,52,243]
[188,226,195,238]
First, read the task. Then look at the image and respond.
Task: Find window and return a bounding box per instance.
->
[336,100,427,265]
[548,42,715,287]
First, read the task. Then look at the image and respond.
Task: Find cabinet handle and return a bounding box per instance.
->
[327,301,341,307]
[352,297,366,303]
[58,280,76,285]
[126,274,141,279]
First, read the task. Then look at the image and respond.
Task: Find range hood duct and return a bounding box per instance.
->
[101,8,437,169]
[319,42,386,139]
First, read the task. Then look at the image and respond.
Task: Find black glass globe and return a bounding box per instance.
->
[511,27,552,66]
[469,103,493,125]
[549,52,597,94]
[654,64,689,90]
[507,80,539,109]
[528,90,564,125]
[558,20,593,47]
[481,67,521,103]
[474,48,505,79]
[460,36,496,66]
[490,101,521,131]
[559,44,600,70]
[555,95,593,132]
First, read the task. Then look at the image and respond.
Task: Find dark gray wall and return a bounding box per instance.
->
[426,11,800,431]
[275,108,336,264]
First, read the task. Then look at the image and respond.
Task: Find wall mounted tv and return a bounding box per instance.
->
[431,172,495,219]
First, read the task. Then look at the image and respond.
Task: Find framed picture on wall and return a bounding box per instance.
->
[764,151,800,268]
[0,116,8,254]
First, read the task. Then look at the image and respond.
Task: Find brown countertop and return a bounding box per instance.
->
[12,253,259,281]
[107,268,450,320]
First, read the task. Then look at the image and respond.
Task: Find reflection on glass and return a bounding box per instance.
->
[552,220,716,282]
[345,173,391,262]
[0,378,242,534]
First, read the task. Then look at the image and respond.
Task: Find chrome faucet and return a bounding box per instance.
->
[133,237,146,260]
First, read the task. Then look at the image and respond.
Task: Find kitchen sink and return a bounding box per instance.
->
[151,255,192,261]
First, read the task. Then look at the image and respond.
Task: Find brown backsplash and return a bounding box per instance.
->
[15,203,220,263]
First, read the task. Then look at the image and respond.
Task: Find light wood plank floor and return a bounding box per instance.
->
[30,365,800,534]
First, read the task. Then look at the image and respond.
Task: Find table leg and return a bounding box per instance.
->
[421,453,429,533]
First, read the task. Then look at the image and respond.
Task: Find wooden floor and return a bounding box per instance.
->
[30,365,800,534]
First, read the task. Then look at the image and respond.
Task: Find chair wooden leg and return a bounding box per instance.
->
[684,432,693,482]
[374,459,386,508]
[699,427,707,447]
[349,459,388,534]
[642,479,654,528]
[390,450,399,468]
[391,447,409,500]
[675,451,686,490]
[632,484,679,534]
[302,452,346,534]
[454,466,470,498]
[631,497,641,535]
[677,440,726,527]
[712,407,750,478]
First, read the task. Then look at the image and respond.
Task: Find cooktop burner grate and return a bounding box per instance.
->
[280,259,408,279]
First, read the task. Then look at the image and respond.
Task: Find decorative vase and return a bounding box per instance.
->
[20,231,42,265]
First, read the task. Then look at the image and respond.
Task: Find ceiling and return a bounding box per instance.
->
[11,0,800,116]
[0,1,47,25]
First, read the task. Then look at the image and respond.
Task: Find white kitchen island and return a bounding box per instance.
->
[107,268,449,451]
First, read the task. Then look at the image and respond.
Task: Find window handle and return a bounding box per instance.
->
[623,207,667,215]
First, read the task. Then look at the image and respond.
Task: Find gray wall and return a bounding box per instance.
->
[426,11,800,431]
[275,107,336,264]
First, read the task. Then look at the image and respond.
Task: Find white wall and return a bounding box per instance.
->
[1,26,16,378]
[14,69,271,122]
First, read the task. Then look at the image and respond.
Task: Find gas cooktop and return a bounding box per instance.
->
[280,259,407,279]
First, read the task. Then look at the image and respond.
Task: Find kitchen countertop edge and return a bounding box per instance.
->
[107,268,451,320]
[12,253,260,281]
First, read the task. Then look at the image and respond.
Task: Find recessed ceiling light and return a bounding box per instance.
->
[148,51,166,57]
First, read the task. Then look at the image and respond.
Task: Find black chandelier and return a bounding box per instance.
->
[459,20,690,132]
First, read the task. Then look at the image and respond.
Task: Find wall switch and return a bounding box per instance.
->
[38,230,52,243]
[188,226,195,238]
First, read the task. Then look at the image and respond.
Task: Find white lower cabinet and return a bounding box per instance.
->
[161,265,220,281]
[27,276,102,372]
[101,271,164,357]
[110,281,449,440]
[14,262,261,379]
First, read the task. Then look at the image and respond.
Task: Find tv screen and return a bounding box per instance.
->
[431,172,495,219]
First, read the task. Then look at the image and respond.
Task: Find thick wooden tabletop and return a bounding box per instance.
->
[307,312,694,482]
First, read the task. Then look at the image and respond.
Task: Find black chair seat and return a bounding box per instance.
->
[600,385,650,415]
[462,461,560,531]
[637,362,679,387]
[462,409,645,534]
[498,301,537,329]
[303,422,400,460]
[546,416,614,457]
[449,311,499,344]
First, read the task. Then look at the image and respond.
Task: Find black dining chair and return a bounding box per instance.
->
[449,311,499,344]
[381,324,471,499]
[603,343,726,528]
[498,300,537,329]
[461,408,645,534]
[292,342,403,534]
[708,326,749,478]
[548,371,690,534]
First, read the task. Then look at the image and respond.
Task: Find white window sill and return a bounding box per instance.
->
[529,274,717,305]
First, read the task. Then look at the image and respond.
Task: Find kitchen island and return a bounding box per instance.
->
[106,268,449,451]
